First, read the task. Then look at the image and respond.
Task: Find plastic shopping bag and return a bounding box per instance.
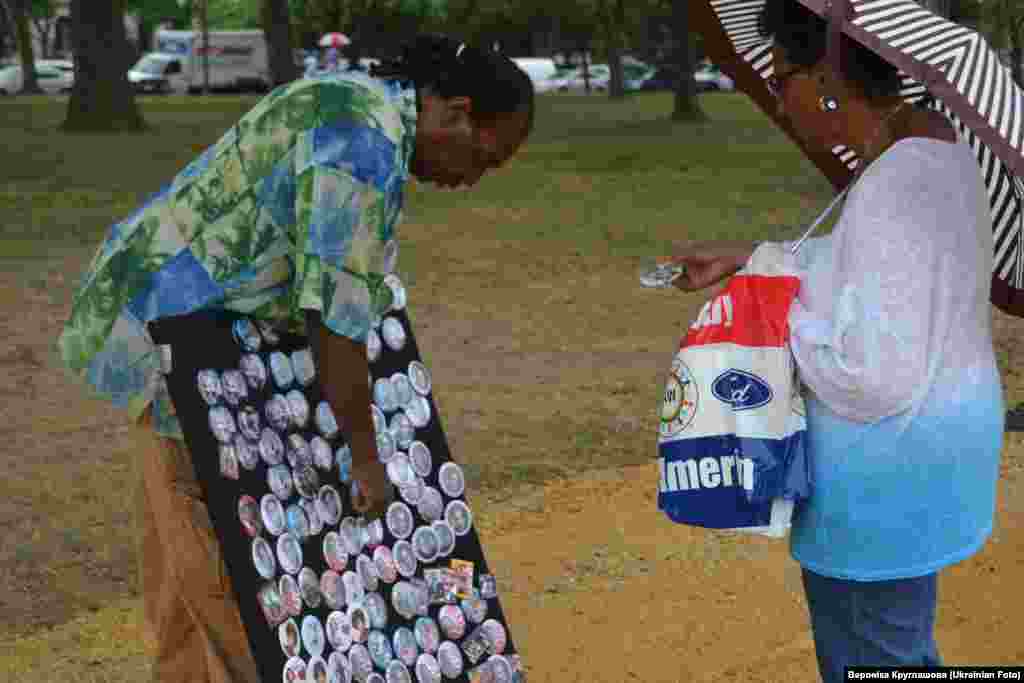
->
[656,243,810,537]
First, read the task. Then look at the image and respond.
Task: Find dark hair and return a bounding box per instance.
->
[758,0,903,100]
[371,34,534,133]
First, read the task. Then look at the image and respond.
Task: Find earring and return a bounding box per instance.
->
[819,95,840,113]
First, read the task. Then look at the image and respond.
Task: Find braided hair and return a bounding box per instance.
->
[371,34,535,133]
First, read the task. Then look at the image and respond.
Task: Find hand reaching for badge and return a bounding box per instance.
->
[350,458,395,521]
[654,241,758,292]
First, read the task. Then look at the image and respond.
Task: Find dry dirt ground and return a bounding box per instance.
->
[2,250,1023,681]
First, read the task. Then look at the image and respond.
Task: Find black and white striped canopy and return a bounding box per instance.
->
[693,0,1024,316]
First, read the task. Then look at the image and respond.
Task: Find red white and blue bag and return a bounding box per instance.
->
[656,242,811,537]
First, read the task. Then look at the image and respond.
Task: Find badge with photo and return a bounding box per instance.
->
[149,294,521,683]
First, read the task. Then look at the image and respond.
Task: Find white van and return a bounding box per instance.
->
[128,30,270,94]
[511,58,559,92]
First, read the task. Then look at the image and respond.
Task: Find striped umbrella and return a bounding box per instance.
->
[691,0,1024,317]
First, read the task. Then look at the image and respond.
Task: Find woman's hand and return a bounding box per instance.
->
[662,241,758,292]
[350,458,394,520]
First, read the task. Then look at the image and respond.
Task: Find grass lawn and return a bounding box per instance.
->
[2,91,1020,681]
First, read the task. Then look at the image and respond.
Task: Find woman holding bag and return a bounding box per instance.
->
[664,1,1004,679]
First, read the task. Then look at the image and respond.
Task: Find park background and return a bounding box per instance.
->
[2,1,1024,681]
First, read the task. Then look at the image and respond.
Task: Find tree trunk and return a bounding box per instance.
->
[262,0,297,85]
[63,0,145,132]
[0,1,12,60]
[10,0,41,93]
[670,0,706,121]
[605,0,626,99]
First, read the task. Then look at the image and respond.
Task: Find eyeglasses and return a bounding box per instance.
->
[766,64,812,98]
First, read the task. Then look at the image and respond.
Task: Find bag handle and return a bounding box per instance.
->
[789,186,850,255]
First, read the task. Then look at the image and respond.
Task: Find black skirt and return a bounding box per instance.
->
[148,298,522,683]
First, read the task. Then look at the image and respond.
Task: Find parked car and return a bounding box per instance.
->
[546,64,612,92]
[38,59,75,76]
[512,58,560,93]
[694,63,734,92]
[0,62,73,95]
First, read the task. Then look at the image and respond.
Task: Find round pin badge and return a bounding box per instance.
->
[235,434,261,471]
[392,540,417,578]
[285,504,311,538]
[438,605,466,640]
[329,651,353,683]
[321,569,345,610]
[386,454,416,488]
[407,442,432,478]
[367,328,382,364]
[339,517,362,556]
[287,433,313,469]
[336,445,353,483]
[258,580,287,629]
[260,428,286,466]
[356,554,379,592]
[373,378,398,414]
[293,465,320,500]
[480,621,507,655]
[364,592,388,630]
[371,404,387,435]
[385,502,414,540]
[399,479,424,506]
[390,373,414,408]
[366,518,385,549]
[461,597,487,625]
[302,614,326,659]
[261,494,286,536]
[392,626,419,667]
[414,617,441,654]
[415,653,442,683]
[381,317,407,352]
[238,495,263,538]
[411,526,439,564]
[444,500,473,537]
[417,487,444,523]
[268,464,295,501]
[385,660,412,683]
[376,430,397,464]
[389,413,415,450]
[256,320,280,345]
[438,463,466,499]
[372,546,398,584]
[236,405,261,441]
[301,497,324,536]
[342,570,365,609]
[252,537,276,579]
[265,394,292,432]
[208,406,237,444]
[367,673,385,683]
[407,362,431,396]
[232,318,262,351]
[291,348,316,387]
[221,369,248,406]
[280,574,303,617]
[277,532,303,575]
[310,436,333,471]
[240,353,268,391]
[383,240,399,274]
[317,485,343,527]
[286,390,311,429]
[219,443,240,480]
[368,630,394,670]
[323,532,348,572]
[300,566,322,608]
[311,405,338,444]
[282,656,306,683]
[347,604,371,645]
[437,641,464,680]
[269,351,295,390]
[431,521,456,558]
[384,274,406,311]
[404,396,431,430]
[308,657,329,683]
[197,369,223,407]
[326,610,353,653]
[487,655,513,683]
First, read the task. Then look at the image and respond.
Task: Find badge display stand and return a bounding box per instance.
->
[149,290,523,683]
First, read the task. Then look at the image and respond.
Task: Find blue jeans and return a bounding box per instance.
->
[801,568,942,683]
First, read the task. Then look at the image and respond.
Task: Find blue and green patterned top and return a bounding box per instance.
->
[58,72,418,439]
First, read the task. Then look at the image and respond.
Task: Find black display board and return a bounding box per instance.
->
[149,299,523,683]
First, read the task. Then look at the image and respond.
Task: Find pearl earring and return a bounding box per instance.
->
[819,95,840,113]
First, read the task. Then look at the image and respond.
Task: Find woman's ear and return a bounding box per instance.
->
[442,96,473,126]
